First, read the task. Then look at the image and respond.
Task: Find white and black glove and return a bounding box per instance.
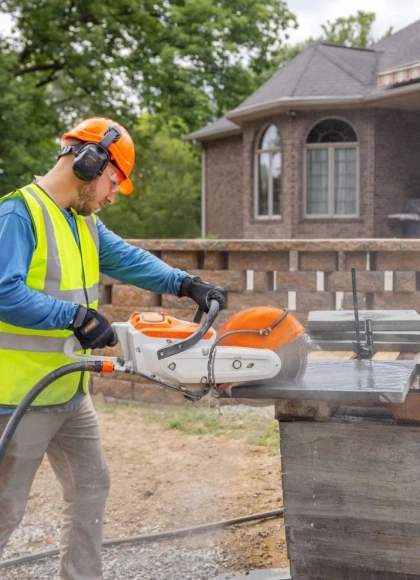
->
[179,276,226,313]
[68,306,118,350]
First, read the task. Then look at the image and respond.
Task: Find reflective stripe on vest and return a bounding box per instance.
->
[25,186,99,304]
[0,334,67,352]
[0,184,100,406]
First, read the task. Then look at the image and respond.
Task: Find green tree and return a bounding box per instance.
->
[0,0,297,127]
[0,38,60,193]
[99,115,201,238]
[321,11,378,48]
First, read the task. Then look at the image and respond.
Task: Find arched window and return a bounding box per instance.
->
[305,119,358,217]
[255,125,281,218]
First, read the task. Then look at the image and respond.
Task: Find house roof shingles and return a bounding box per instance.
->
[238,43,376,109]
[372,20,420,73]
[185,19,420,141]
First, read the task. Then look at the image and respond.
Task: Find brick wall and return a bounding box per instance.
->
[241,109,378,239]
[204,107,420,239]
[93,239,420,405]
[204,134,245,238]
[374,109,420,237]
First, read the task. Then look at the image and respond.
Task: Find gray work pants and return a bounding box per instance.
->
[0,394,110,579]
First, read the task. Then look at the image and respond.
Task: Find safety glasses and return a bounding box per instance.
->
[106,163,124,193]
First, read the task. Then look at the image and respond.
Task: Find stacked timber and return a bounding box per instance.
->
[308,309,420,352]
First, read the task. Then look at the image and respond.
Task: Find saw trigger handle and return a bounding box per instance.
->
[63,332,120,364]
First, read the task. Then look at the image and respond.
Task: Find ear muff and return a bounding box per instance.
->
[58,126,122,182]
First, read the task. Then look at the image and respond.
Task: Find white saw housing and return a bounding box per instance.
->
[113,321,281,387]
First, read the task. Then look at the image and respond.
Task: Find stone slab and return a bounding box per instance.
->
[309,330,420,343]
[308,310,420,332]
[312,340,420,352]
[229,359,418,403]
[210,569,291,580]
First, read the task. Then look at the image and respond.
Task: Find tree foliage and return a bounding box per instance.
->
[321,11,380,48]
[0,0,297,236]
[0,38,60,192]
[0,0,297,127]
[99,115,201,238]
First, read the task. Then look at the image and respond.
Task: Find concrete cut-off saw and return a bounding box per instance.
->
[68,301,308,404]
[0,301,307,465]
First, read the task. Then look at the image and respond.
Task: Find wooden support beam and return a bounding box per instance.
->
[280,420,420,579]
[372,351,400,360]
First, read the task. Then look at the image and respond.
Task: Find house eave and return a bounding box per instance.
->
[365,80,420,103]
[183,81,420,144]
[183,126,242,143]
[225,83,420,123]
[225,96,364,123]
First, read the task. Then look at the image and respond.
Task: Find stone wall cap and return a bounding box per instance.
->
[126,239,420,252]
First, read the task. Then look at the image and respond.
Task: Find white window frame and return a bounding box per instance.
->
[304,137,359,220]
[254,126,281,220]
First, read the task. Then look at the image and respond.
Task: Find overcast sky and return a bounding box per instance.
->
[0,3,419,45]
[287,0,420,44]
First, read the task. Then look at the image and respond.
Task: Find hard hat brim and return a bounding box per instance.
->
[119,178,133,195]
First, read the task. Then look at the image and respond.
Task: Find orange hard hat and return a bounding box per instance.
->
[62,117,135,194]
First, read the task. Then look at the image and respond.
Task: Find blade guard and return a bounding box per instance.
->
[216,307,304,351]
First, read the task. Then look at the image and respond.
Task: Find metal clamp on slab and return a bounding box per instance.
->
[351,267,373,360]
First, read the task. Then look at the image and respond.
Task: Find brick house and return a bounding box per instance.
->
[184,20,420,240]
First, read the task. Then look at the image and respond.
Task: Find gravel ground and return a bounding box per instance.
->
[0,403,283,579]
[1,540,223,579]
[1,521,225,579]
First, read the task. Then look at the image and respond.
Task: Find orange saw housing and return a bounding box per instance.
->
[129,311,214,340]
[216,307,304,351]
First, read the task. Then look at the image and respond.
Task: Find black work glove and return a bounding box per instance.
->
[179,276,226,313]
[68,306,118,350]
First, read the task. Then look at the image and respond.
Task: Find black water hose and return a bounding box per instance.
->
[0,361,103,467]
[0,360,285,570]
[0,508,285,569]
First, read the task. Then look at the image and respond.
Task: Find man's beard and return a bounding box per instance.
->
[75,182,97,216]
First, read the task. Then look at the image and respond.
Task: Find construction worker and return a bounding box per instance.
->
[0,117,226,579]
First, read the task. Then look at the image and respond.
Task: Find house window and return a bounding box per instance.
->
[305,119,358,217]
[255,125,281,218]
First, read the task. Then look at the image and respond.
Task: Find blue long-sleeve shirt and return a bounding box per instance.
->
[0,191,188,413]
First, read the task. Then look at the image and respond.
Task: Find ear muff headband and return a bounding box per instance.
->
[58,126,122,182]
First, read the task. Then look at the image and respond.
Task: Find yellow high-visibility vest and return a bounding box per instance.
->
[0,184,99,406]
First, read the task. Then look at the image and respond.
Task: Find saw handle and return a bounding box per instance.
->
[63,332,120,364]
[193,284,225,324]
[158,299,220,360]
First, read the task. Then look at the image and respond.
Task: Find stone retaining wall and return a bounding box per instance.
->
[92,239,420,405]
